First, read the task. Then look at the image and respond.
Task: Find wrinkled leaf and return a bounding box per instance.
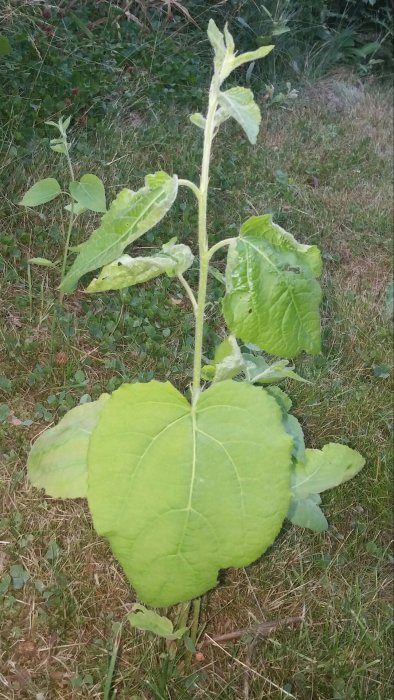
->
[69,174,107,213]
[292,443,365,500]
[28,394,109,499]
[242,355,308,384]
[61,172,178,294]
[88,380,292,606]
[128,604,188,640]
[202,336,245,383]
[218,87,261,144]
[223,215,322,357]
[19,178,61,207]
[86,240,193,293]
[287,495,328,532]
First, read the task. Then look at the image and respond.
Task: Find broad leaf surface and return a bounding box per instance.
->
[287,495,328,532]
[86,240,193,293]
[19,178,61,207]
[223,215,322,357]
[292,443,365,500]
[61,172,178,294]
[28,395,109,499]
[128,604,188,640]
[69,174,107,213]
[218,87,261,144]
[88,380,292,607]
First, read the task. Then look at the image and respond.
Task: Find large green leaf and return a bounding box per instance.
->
[86,240,193,293]
[69,174,107,213]
[291,443,365,500]
[223,215,322,357]
[87,380,292,607]
[218,87,261,145]
[28,395,109,499]
[61,172,178,294]
[19,178,61,207]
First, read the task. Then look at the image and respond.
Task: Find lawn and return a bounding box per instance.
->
[0,9,393,699]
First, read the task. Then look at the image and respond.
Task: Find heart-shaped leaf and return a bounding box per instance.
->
[19,178,61,207]
[28,394,109,499]
[223,215,322,357]
[69,174,107,213]
[87,380,292,607]
[61,171,178,294]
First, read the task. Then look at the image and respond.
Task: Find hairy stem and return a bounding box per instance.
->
[58,203,75,304]
[192,77,219,403]
[178,178,201,202]
[208,237,237,260]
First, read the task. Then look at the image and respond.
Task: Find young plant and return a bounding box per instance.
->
[19,116,107,304]
[27,21,365,611]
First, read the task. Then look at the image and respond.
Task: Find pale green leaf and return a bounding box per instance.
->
[64,201,87,215]
[218,87,261,144]
[283,414,305,463]
[190,113,206,129]
[231,44,274,71]
[287,495,328,532]
[69,174,107,213]
[61,172,178,294]
[223,215,322,357]
[292,443,365,500]
[88,380,292,607]
[50,144,66,154]
[19,178,61,207]
[128,604,188,640]
[27,394,109,499]
[86,241,193,293]
[242,355,308,384]
[28,257,57,268]
[204,336,245,383]
[265,386,292,413]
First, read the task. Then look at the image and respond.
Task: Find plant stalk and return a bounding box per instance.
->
[58,203,75,304]
[192,77,219,403]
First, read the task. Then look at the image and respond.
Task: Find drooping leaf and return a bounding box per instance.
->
[86,240,193,293]
[223,215,322,357]
[61,172,178,294]
[218,87,261,145]
[28,394,109,499]
[19,178,61,207]
[87,380,292,607]
[242,355,308,384]
[69,174,107,213]
[128,604,188,640]
[283,414,305,463]
[287,494,328,533]
[202,336,245,383]
[291,443,365,500]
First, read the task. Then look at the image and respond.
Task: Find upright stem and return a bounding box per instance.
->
[58,204,74,304]
[192,77,219,403]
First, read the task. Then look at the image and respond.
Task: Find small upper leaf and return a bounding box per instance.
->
[207,20,274,84]
[223,215,322,357]
[86,240,193,293]
[190,113,206,129]
[27,394,109,499]
[69,174,107,213]
[128,604,188,640]
[202,336,245,383]
[218,87,261,144]
[291,443,365,500]
[19,178,61,207]
[61,172,178,294]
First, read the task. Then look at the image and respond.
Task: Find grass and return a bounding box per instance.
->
[0,71,393,698]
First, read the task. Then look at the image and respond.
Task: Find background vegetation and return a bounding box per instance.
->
[1,1,393,698]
